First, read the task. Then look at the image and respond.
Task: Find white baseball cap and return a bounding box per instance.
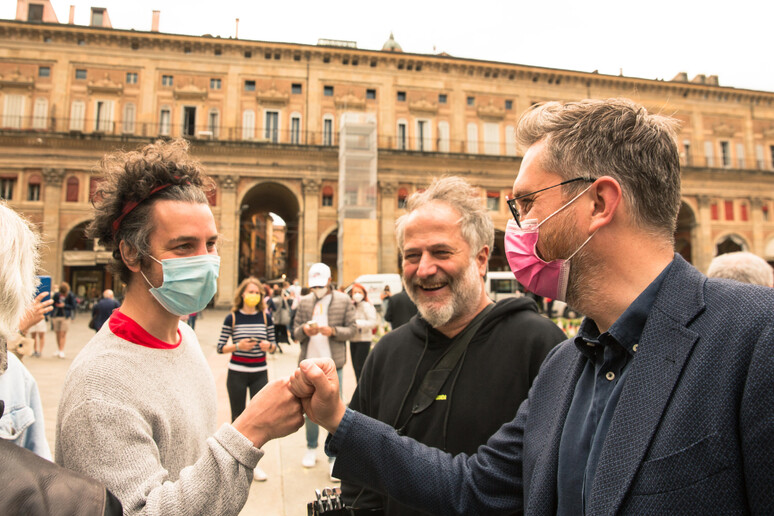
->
[308,263,331,288]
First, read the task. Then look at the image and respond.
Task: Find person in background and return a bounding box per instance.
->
[28,292,50,358]
[270,285,291,348]
[292,262,356,478]
[186,311,199,329]
[216,276,277,482]
[56,139,302,514]
[91,289,121,332]
[348,283,378,383]
[51,281,76,359]
[379,285,391,317]
[383,288,418,330]
[707,250,774,287]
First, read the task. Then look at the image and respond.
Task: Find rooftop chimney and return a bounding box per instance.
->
[235,18,239,39]
[69,5,75,24]
[151,10,160,32]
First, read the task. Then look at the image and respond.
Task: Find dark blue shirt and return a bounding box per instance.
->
[556,261,672,515]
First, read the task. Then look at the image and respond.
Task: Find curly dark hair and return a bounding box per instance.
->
[87,139,215,285]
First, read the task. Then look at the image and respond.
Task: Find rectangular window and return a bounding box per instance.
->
[324,85,334,97]
[720,141,731,167]
[123,103,136,134]
[724,200,734,221]
[183,106,196,137]
[323,118,333,146]
[683,140,691,166]
[292,83,302,94]
[159,108,171,135]
[94,100,114,132]
[32,98,48,129]
[91,9,104,26]
[162,74,173,86]
[484,122,500,155]
[3,94,24,129]
[28,3,44,21]
[438,94,447,104]
[0,178,16,200]
[486,192,500,211]
[366,89,376,100]
[28,182,41,201]
[245,80,256,92]
[126,72,138,84]
[467,96,475,106]
[208,110,219,137]
[397,122,407,150]
[265,111,279,142]
[38,66,50,77]
[741,203,749,222]
[705,141,715,167]
[210,78,221,90]
[397,91,406,102]
[505,99,513,110]
[291,116,300,144]
[755,144,765,169]
[736,143,745,169]
[69,100,85,131]
[75,69,87,80]
[710,202,719,221]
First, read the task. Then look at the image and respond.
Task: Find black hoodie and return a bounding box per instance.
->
[342,296,567,515]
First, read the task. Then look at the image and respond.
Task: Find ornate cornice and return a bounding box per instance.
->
[218,174,237,190]
[408,99,438,115]
[379,181,397,195]
[713,123,736,138]
[0,68,34,91]
[256,84,288,106]
[174,83,208,101]
[302,178,321,194]
[42,168,65,186]
[697,194,711,208]
[334,92,366,110]
[477,102,505,121]
[87,73,123,95]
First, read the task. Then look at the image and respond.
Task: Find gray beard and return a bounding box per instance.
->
[0,337,7,375]
[407,259,482,329]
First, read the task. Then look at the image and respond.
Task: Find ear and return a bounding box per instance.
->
[587,176,622,233]
[475,245,490,277]
[119,240,142,273]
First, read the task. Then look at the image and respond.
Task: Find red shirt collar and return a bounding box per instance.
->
[109,310,182,349]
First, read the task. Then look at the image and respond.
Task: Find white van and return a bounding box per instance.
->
[485,271,524,301]
[353,273,403,309]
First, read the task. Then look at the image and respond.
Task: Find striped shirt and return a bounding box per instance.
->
[217,310,276,373]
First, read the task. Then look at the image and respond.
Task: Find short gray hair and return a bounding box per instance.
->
[0,201,40,341]
[395,176,494,257]
[707,251,774,287]
[516,98,681,240]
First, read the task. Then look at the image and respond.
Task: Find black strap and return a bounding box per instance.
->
[410,303,495,415]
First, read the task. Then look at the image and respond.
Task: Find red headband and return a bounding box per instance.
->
[111,183,173,235]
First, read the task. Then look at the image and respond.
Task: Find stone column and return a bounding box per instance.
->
[301,178,321,284]
[751,197,764,255]
[696,195,713,272]
[217,174,238,308]
[379,181,398,273]
[41,168,65,280]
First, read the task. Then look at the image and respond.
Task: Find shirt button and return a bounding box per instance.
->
[633,344,638,352]
[605,371,615,381]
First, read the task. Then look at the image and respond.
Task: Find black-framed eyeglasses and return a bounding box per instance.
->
[506,177,595,227]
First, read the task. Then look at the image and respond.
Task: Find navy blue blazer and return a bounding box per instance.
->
[330,255,774,514]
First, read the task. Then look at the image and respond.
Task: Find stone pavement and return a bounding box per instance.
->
[23,308,358,516]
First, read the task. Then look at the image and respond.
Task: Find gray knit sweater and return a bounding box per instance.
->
[55,320,262,515]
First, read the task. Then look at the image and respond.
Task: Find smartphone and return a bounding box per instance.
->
[36,275,52,303]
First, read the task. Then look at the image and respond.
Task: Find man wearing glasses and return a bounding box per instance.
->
[290,98,774,514]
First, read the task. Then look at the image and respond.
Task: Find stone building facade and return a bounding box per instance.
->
[2,2,774,306]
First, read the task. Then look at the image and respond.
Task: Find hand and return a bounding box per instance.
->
[236,339,257,351]
[289,358,346,434]
[258,340,273,352]
[233,377,304,448]
[303,323,319,337]
[18,292,54,333]
[319,325,335,337]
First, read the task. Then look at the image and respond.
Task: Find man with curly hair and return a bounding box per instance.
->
[55,139,304,515]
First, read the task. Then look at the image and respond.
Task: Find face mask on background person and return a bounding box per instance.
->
[243,293,261,308]
[312,287,327,299]
[504,185,595,302]
[141,254,220,316]
[352,292,364,303]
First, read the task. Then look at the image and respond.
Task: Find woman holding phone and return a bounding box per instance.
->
[216,276,276,481]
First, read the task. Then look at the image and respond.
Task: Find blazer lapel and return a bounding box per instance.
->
[587,256,705,514]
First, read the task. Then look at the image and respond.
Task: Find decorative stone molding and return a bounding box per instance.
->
[712,123,736,138]
[379,181,397,195]
[87,73,123,95]
[173,83,208,101]
[42,168,66,186]
[256,83,289,106]
[751,197,763,210]
[0,68,34,90]
[697,194,711,209]
[408,99,438,115]
[334,92,366,110]
[763,127,774,138]
[477,102,505,120]
[218,174,237,190]
[302,178,321,194]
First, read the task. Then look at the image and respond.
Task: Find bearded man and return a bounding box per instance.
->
[340,176,565,515]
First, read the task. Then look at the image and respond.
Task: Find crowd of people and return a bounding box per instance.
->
[1,97,773,515]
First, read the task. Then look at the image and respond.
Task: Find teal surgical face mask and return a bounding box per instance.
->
[141,254,220,316]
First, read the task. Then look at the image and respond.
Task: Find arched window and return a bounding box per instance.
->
[397,187,408,209]
[65,176,79,202]
[32,98,48,129]
[242,110,255,140]
[123,103,136,134]
[322,185,334,207]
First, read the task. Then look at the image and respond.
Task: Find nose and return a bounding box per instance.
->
[416,252,437,279]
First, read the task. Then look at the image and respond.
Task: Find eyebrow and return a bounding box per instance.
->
[166,234,219,246]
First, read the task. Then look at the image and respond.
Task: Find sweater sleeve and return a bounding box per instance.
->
[216,314,233,353]
[57,399,262,516]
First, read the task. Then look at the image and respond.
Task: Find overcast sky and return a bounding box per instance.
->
[3,0,772,93]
